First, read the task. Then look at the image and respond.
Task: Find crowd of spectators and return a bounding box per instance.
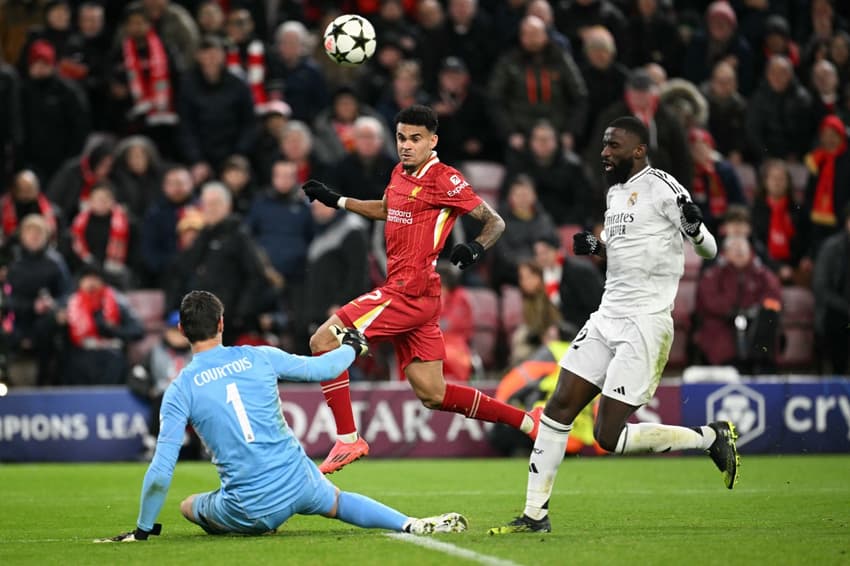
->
[0,0,848,387]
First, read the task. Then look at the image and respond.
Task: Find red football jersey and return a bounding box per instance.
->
[383,153,482,296]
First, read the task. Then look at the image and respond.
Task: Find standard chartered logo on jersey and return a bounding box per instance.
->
[387,208,413,225]
[193,357,253,386]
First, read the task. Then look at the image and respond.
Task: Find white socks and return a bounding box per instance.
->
[615,423,716,454]
[338,432,358,443]
[522,420,717,520]
[524,414,571,521]
[519,414,534,434]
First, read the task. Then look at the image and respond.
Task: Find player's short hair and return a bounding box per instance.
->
[179,290,224,343]
[608,116,649,145]
[395,104,438,133]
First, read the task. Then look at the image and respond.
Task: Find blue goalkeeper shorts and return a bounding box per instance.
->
[191,460,337,534]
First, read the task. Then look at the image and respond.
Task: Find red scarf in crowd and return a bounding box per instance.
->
[542,253,564,306]
[333,121,356,153]
[766,195,795,261]
[226,38,269,111]
[296,161,311,183]
[0,193,57,237]
[525,66,552,104]
[692,161,728,218]
[807,115,848,227]
[70,206,130,265]
[66,286,121,347]
[123,30,177,125]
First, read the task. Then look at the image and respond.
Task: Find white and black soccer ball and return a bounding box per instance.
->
[323,14,377,67]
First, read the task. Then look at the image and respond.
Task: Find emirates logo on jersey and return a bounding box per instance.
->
[628,192,638,207]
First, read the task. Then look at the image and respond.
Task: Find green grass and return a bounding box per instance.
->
[1,455,848,565]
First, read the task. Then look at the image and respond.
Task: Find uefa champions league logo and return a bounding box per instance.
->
[706,383,766,447]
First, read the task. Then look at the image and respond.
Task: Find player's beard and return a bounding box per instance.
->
[604,157,635,186]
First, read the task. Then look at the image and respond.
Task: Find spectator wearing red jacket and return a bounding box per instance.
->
[694,235,782,374]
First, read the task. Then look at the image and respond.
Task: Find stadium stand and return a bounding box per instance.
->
[778,286,816,370]
[732,162,757,204]
[458,160,505,209]
[465,287,499,370]
[786,161,810,205]
[126,289,166,365]
[669,279,697,369]
[500,285,523,339]
[558,224,584,256]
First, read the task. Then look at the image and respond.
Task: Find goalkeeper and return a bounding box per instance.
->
[95,290,466,542]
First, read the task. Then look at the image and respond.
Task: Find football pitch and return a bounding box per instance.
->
[1,455,848,565]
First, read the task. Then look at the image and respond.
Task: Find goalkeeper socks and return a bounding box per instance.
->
[441,383,528,430]
[524,414,571,521]
[317,353,357,441]
[336,491,408,531]
[615,423,716,454]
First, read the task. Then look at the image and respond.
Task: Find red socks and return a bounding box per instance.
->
[440,383,527,429]
[317,352,357,437]
[318,355,526,434]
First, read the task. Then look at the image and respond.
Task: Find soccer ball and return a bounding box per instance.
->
[323,14,376,67]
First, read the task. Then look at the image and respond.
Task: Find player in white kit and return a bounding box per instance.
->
[490,116,740,535]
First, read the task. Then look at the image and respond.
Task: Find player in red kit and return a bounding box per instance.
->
[303,105,537,474]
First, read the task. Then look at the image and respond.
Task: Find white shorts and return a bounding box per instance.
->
[560,310,674,406]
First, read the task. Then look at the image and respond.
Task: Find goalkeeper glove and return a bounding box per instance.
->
[449,241,485,270]
[94,523,162,543]
[677,195,703,237]
[573,231,602,256]
[330,325,369,357]
[303,179,342,208]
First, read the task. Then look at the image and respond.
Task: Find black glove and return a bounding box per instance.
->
[94,310,117,338]
[573,231,602,256]
[94,523,162,543]
[449,241,485,270]
[303,179,342,208]
[331,325,369,357]
[677,195,703,237]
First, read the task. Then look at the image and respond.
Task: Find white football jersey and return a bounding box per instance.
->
[598,165,689,317]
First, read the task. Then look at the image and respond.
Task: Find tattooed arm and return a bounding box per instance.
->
[466,200,506,249]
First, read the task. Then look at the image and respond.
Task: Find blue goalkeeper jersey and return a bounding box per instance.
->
[137,344,354,530]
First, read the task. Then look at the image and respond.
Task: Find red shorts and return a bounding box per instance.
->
[336,286,445,370]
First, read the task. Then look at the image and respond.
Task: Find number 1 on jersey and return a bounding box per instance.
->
[226,382,255,443]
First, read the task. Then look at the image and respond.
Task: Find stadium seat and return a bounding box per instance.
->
[778,328,816,369]
[778,286,815,370]
[673,280,697,330]
[667,330,689,369]
[558,224,584,255]
[500,285,523,338]
[126,289,166,332]
[683,243,703,281]
[125,290,167,365]
[732,162,757,204]
[459,160,505,208]
[669,280,697,369]
[781,286,814,325]
[464,287,500,369]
